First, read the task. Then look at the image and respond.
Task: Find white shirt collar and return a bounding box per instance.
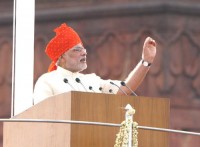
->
[56,66,80,77]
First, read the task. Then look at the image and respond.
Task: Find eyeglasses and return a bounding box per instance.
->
[72,47,86,52]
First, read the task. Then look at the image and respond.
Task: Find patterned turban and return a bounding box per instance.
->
[45,23,82,72]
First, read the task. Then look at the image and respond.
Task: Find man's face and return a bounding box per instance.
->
[60,43,87,72]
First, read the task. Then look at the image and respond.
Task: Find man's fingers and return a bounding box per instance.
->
[149,40,156,46]
[144,37,156,47]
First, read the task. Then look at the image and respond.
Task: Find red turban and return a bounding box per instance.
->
[45,23,82,72]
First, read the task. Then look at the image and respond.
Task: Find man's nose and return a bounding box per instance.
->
[81,48,87,55]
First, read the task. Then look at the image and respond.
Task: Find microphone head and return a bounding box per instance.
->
[75,78,80,83]
[63,78,68,83]
[110,81,114,85]
[89,86,92,90]
[120,81,126,86]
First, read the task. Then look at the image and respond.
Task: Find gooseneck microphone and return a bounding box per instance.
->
[75,78,88,92]
[120,81,138,96]
[110,81,128,95]
[63,78,75,90]
[89,86,95,92]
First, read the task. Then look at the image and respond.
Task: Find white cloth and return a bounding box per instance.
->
[33,66,120,104]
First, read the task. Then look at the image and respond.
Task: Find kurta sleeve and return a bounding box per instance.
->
[33,75,54,104]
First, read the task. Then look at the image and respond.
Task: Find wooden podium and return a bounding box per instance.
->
[3,91,170,147]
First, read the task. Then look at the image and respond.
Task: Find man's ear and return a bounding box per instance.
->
[57,56,63,66]
[60,54,65,60]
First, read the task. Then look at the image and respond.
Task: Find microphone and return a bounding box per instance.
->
[99,87,103,91]
[110,81,128,96]
[63,78,75,90]
[120,81,138,96]
[99,87,104,93]
[109,89,114,94]
[75,78,88,92]
[89,86,95,92]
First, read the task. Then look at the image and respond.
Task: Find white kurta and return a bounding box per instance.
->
[33,66,120,104]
